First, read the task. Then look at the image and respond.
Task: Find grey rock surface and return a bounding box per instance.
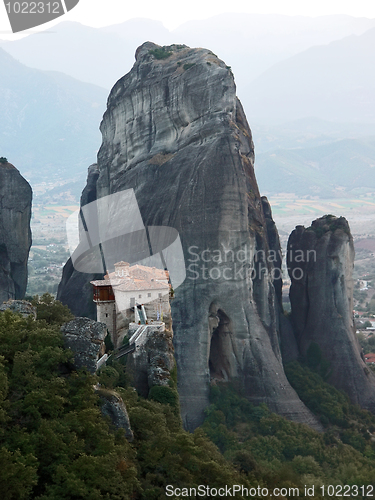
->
[96,389,134,441]
[261,196,282,308]
[58,43,320,431]
[288,215,375,412]
[279,313,300,364]
[0,299,36,318]
[61,317,106,374]
[127,324,175,397]
[0,162,32,303]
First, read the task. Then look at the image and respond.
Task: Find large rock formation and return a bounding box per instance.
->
[0,161,32,303]
[287,215,375,412]
[58,43,321,431]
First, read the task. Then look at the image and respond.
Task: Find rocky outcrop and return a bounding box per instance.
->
[0,161,32,303]
[0,299,36,318]
[61,316,134,440]
[288,215,375,412]
[96,388,134,441]
[57,164,103,319]
[127,323,175,398]
[58,43,321,431]
[61,317,106,374]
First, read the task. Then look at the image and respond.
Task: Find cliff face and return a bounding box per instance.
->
[0,162,32,302]
[127,323,175,398]
[61,317,106,374]
[288,215,375,412]
[58,43,320,431]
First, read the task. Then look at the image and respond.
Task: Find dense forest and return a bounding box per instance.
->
[0,297,375,499]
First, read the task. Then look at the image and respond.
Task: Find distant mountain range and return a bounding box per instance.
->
[173,13,375,103]
[243,27,375,125]
[256,136,375,197]
[2,14,375,92]
[1,14,375,199]
[252,118,375,154]
[0,21,158,90]
[0,48,106,185]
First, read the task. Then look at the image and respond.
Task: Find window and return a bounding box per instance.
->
[158,293,162,298]
[148,293,151,298]
[139,294,142,299]
[105,313,108,317]
[130,297,135,307]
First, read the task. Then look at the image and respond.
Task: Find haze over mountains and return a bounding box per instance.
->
[1,13,375,198]
[256,136,375,198]
[0,47,106,186]
[245,27,375,125]
[2,14,375,92]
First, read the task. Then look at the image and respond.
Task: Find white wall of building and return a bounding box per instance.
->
[114,287,168,313]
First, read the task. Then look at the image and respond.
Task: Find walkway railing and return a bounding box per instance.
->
[97,322,165,366]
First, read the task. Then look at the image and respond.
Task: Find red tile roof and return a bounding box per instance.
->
[91,264,169,292]
[364,353,375,363]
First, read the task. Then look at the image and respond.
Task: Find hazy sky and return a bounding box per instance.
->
[72,0,375,29]
[1,0,375,39]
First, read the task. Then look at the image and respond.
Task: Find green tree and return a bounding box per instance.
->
[0,310,139,499]
[31,293,74,325]
[201,382,375,489]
